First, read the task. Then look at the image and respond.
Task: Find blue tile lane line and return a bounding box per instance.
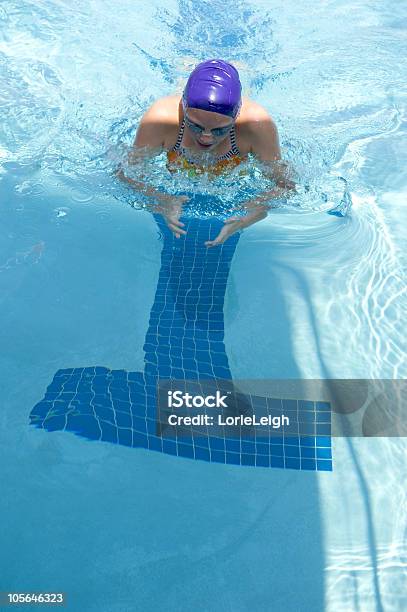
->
[30,214,332,471]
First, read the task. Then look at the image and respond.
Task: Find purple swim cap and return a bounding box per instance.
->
[183,59,242,118]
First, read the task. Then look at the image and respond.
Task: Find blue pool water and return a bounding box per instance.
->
[29,211,333,472]
[1,0,407,610]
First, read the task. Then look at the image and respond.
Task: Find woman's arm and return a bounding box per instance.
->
[116,100,188,237]
[247,112,296,199]
[116,99,171,196]
[205,113,295,247]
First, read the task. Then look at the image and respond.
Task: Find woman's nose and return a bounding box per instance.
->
[200,130,213,140]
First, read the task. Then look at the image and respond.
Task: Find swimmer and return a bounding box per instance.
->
[118,59,295,246]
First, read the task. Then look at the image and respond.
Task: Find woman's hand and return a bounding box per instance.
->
[205,206,268,247]
[154,194,190,238]
[204,216,245,247]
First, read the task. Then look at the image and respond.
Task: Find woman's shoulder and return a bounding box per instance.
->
[135,96,180,149]
[237,97,275,125]
[142,95,180,124]
[236,98,278,153]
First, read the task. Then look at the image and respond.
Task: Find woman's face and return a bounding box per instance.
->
[184,107,234,150]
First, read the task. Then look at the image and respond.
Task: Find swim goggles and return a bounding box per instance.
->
[184,115,234,138]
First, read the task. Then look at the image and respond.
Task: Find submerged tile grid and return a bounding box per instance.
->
[30,366,332,470]
[144,215,235,381]
[30,214,332,471]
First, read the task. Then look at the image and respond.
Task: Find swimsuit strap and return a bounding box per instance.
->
[171,119,241,161]
[172,118,185,152]
[217,123,241,160]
